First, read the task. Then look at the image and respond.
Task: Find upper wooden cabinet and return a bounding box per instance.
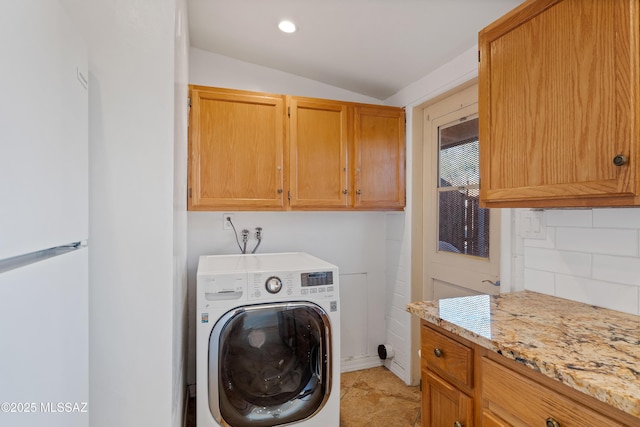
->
[479,0,640,208]
[287,97,350,209]
[288,98,406,210]
[353,106,406,209]
[188,86,285,210]
[188,85,406,211]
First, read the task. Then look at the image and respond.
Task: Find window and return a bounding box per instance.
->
[437,117,489,258]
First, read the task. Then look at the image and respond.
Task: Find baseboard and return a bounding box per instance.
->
[340,355,383,373]
[385,359,410,385]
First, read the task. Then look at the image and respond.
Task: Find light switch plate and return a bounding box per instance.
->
[518,209,546,240]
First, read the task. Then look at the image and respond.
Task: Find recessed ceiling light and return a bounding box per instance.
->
[278,20,296,33]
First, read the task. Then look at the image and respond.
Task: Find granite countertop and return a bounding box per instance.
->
[406,290,640,419]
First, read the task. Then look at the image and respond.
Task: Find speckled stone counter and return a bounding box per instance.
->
[406,290,640,419]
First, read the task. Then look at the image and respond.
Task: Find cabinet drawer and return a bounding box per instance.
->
[421,324,473,387]
[482,357,625,427]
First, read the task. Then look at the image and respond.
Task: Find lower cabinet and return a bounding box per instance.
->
[420,321,637,427]
[421,322,474,427]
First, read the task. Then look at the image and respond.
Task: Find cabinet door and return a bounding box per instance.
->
[422,370,473,427]
[288,97,349,208]
[188,86,285,210]
[479,0,639,207]
[353,106,406,209]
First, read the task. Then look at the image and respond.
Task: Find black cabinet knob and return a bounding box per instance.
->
[613,154,627,166]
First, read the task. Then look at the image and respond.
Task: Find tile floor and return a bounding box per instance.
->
[187,366,422,426]
[340,367,421,427]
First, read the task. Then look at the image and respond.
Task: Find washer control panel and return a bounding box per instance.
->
[248,269,337,300]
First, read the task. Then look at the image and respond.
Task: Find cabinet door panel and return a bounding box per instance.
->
[422,370,473,427]
[479,0,639,206]
[354,106,405,209]
[289,98,349,208]
[189,87,285,210]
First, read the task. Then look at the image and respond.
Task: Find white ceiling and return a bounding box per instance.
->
[187,0,524,100]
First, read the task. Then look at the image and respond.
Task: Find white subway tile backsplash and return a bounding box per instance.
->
[523,268,555,294]
[545,209,592,227]
[555,274,639,315]
[592,254,640,286]
[555,227,638,256]
[593,207,640,229]
[523,247,591,277]
[518,207,640,313]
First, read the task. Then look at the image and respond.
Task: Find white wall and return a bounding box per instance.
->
[516,208,640,315]
[62,0,188,426]
[190,47,383,104]
[173,0,190,426]
[186,48,393,386]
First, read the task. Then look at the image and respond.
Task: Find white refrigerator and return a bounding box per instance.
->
[0,2,89,426]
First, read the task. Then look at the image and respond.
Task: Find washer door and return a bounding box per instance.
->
[209,302,332,427]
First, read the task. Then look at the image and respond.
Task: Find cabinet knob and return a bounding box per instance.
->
[433,348,443,358]
[356,189,362,195]
[453,421,463,427]
[545,417,560,427]
[613,154,627,166]
[277,188,283,194]
[343,189,348,194]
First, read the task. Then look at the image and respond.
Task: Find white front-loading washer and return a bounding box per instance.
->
[196,252,340,427]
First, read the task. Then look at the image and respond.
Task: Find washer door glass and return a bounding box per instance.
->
[211,302,331,427]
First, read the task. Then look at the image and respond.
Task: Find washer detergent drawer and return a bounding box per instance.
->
[209,302,332,427]
[198,273,246,306]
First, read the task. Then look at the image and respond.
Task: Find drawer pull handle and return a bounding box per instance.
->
[433,348,443,358]
[454,421,463,427]
[545,417,560,427]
